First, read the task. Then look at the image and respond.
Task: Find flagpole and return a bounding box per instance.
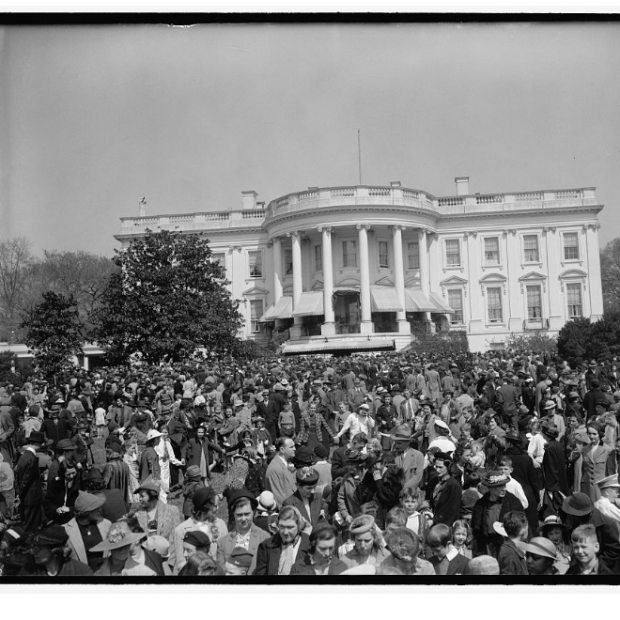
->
[358,129,362,185]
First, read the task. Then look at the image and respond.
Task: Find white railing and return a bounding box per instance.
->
[438,197,465,207]
[475,194,503,204]
[515,191,543,201]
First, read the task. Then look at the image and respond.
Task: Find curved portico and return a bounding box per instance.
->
[262,186,452,350]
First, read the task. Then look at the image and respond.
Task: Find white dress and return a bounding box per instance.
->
[155,438,183,500]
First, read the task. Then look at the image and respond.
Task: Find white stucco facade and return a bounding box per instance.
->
[115,180,604,354]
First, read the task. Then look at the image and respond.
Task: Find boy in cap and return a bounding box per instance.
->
[224,546,254,576]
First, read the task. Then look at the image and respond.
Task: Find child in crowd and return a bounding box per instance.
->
[498,456,529,510]
[496,510,529,575]
[400,488,431,544]
[566,524,612,575]
[538,515,571,574]
[182,465,206,519]
[466,441,486,470]
[452,519,473,559]
[459,472,482,522]
[426,524,471,575]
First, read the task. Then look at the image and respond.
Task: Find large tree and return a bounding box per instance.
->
[21,291,84,379]
[0,237,35,341]
[92,230,244,364]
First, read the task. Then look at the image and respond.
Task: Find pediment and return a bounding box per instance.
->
[440,275,468,286]
[404,276,420,287]
[519,271,547,281]
[479,273,507,283]
[311,280,324,291]
[559,268,588,279]
[242,285,270,296]
[336,277,360,287]
[374,276,395,286]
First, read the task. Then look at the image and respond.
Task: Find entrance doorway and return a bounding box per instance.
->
[335,292,360,334]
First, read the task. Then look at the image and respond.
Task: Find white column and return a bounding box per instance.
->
[290,231,303,339]
[392,225,409,334]
[320,226,336,336]
[272,237,283,304]
[418,228,431,325]
[586,223,603,320]
[358,224,373,334]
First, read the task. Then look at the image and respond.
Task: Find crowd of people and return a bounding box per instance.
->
[1,349,620,579]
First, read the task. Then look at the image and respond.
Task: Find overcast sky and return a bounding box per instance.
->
[1,21,619,258]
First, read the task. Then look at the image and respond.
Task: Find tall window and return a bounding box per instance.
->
[407,241,419,270]
[487,287,503,323]
[523,235,539,262]
[484,237,500,264]
[447,289,463,325]
[378,241,389,268]
[248,251,262,278]
[563,232,579,260]
[445,239,461,267]
[567,283,583,318]
[314,245,322,272]
[250,299,264,332]
[342,240,357,268]
[526,285,542,320]
[284,249,293,276]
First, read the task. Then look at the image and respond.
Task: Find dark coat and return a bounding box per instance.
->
[43,476,81,524]
[504,449,540,535]
[430,476,462,527]
[497,538,528,575]
[20,557,94,577]
[254,532,310,576]
[39,418,70,448]
[330,447,349,481]
[542,439,570,496]
[14,449,42,505]
[471,491,524,557]
[428,552,470,575]
[282,491,324,528]
[182,438,222,478]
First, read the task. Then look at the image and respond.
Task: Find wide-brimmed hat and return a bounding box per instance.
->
[492,521,508,537]
[390,424,413,442]
[145,429,162,442]
[74,490,106,513]
[543,400,558,411]
[538,515,568,534]
[136,476,161,495]
[562,492,594,516]
[32,525,69,548]
[375,387,387,395]
[482,471,510,488]
[293,446,315,468]
[56,439,75,451]
[90,522,145,552]
[434,419,450,432]
[596,474,620,491]
[522,537,558,560]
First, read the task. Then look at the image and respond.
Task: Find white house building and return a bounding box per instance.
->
[115,178,604,353]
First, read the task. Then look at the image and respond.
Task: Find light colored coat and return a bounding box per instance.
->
[64,518,111,565]
[215,524,270,575]
[265,455,297,507]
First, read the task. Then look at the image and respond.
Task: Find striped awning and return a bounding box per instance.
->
[370,286,404,313]
[292,291,324,317]
[283,339,395,355]
[405,288,436,312]
[405,288,454,314]
[430,292,454,314]
[259,296,293,322]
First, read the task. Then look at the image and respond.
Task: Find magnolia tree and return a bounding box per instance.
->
[92,230,244,365]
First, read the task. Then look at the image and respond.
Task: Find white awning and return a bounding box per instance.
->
[259,296,293,322]
[405,288,436,312]
[292,291,324,317]
[370,286,404,313]
[405,288,454,314]
[430,292,454,314]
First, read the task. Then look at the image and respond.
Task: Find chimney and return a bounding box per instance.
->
[390,181,401,187]
[138,197,146,217]
[241,190,258,210]
[455,177,470,196]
